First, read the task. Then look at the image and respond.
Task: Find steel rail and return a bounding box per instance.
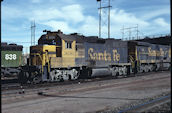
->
[1,71,169,91]
[118,94,171,113]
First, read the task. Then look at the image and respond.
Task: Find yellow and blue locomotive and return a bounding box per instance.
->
[19,30,171,84]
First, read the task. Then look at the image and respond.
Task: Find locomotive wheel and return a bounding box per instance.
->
[59,75,64,82]
[113,75,118,79]
[87,70,92,79]
[33,76,41,84]
[1,72,4,77]
[18,71,29,84]
[168,66,171,71]
[25,72,32,84]
[67,74,71,81]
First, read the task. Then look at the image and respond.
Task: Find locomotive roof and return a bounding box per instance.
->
[58,34,122,44]
[1,42,7,46]
[38,30,131,46]
[128,40,169,47]
[39,32,103,43]
[1,42,23,51]
[57,33,77,41]
[1,42,23,47]
[136,35,171,45]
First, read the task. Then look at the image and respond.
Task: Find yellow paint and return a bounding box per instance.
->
[30,45,56,68]
[129,55,135,68]
[31,53,43,72]
[88,48,120,62]
[98,53,104,60]
[148,47,166,57]
[169,48,171,58]
[62,40,75,57]
[30,45,43,66]
[107,53,112,61]
[50,57,62,68]
[61,39,76,67]
[139,60,167,63]
[113,49,120,61]
[42,45,56,67]
[31,39,79,69]
[129,55,134,62]
[135,46,138,60]
[139,47,169,57]
[50,57,75,68]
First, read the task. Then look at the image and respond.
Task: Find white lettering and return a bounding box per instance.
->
[5,54,17,60]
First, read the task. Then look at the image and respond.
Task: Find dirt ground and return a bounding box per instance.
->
[2,71,171,113]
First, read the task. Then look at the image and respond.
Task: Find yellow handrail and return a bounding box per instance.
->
[31,53,43,73]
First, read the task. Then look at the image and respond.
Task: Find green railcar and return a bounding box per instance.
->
[1,43,23,77]
[1,50,23,67]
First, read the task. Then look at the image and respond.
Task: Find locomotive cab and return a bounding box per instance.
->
[28,30,80,83]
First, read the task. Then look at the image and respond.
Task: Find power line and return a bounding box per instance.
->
[97,0,112,38]
[1,41,34,43]
[31,20,36,46]
[121,25,139,40]
[10,42,33,43]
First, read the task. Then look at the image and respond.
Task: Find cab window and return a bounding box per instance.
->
[65,41,72,49]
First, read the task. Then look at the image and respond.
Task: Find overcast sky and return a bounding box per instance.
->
[1,0,170,50]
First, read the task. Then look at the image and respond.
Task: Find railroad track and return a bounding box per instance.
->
[1,71,169,92]
[2,71,170,101]
[1,76,113,91]
[1,78,18,84]
[1,71,163,91]
[118,94,171,113]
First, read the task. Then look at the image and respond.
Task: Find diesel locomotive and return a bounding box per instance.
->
[1,42,23,79]
[18,30,171,84]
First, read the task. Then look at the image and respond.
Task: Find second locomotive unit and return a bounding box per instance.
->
[1,43,23,79]
[19,30,171,84]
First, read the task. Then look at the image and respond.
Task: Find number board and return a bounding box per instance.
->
[5,54,17,60]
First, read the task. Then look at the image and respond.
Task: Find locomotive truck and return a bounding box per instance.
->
[18,30,171,84]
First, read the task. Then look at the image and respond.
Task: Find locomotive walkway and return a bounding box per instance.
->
[2,71,171,113]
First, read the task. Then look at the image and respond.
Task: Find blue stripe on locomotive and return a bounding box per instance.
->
[84,41,128,67]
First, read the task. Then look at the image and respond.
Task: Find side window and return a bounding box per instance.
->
[69,43,72,48]
[65,42,68,48]
[65,41,72,49]
[76,45,78,51]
